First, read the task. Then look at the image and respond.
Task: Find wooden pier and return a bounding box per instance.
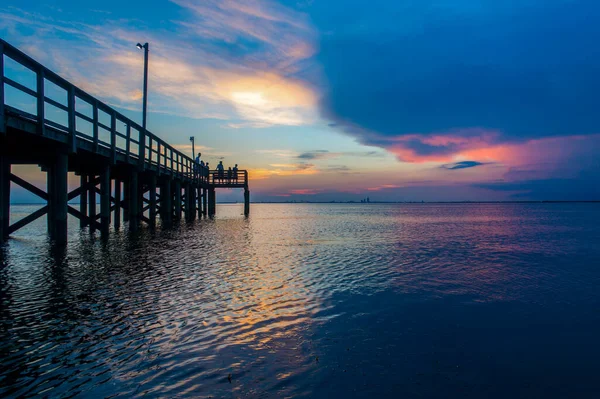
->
[0,39,250,244]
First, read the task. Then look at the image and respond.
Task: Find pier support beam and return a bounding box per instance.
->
[244,188,250,216]
[88,174,96,231]
[203,188,208,216]
[79,174,88,228]
[47,154,68,243]
[0,158,10,242]
[160,180,172,225]
[100,165,110,235]
[129,170,139,230]
[208,187,216,216]
[149,174,157,226]
[114,180,121,229]
[123,180,130,222]
[197,186,202,219]
[189,185,196,221]
[184,184,191,221]
[174,180,181,221]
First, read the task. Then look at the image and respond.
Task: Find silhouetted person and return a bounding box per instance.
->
[217,161,224,181]
[227,167,232,181]
[233,164,238,182]
[192,152,201,180]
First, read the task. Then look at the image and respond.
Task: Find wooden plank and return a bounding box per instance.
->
[8,206,48,235]
[10,173,48,200]
[68,86,76,152]
[3,76,37,97]
[110,110,117,164]
[45,96,68,112]
[93,100,99,151]
[67,205,101,230]
[37,69,45,135]
[0,41,5,135]
[68,176,101,201]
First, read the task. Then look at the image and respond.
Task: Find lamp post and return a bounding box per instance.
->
[190,136,195,160]
[136,42,149,131]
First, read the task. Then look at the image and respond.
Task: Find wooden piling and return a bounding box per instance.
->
[208,187,216,215]
[184,184,191,221]
[48,154,68,243]
[149,174,157,226]
[0,157,10,242]
[203,188,208,216]
[123,180,130,222]
[189,185,196,221]
[88,174,96,231]
[129,170,139,230]
[244,189,250,216]
[161,180,172,224]
[114,180,121,229]
[174,180,182,220]
[100,165,110,235]
[199,186,202,219]
[79,174,88,228]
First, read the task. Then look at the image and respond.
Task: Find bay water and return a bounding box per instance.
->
[1,203,599,398]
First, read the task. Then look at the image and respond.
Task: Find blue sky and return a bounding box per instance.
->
[2,0,599,202]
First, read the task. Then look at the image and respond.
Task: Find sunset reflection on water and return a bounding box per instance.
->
[1,203,600,398]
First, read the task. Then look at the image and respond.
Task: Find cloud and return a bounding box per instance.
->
[366,184,401,192]
[312,0,600,161]
[0,1,319,127]
[473,175,600,201]
[440,161,487,170]
[296,149,384,160]
[297,150,333,160]
[249,163,317,180]
[289,189,322,195]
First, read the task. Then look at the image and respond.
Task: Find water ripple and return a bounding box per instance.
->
[1,203,600,397]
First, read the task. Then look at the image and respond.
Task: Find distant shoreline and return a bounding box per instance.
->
[9,201,600,205]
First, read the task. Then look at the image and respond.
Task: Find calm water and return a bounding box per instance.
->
[1,203,600,398]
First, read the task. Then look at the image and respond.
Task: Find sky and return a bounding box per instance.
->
[2,0,599,202]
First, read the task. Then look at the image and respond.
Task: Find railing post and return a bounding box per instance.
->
[68,86,76,153]
[0,42,5,135]
[157,142,161,174]
[36,68,45,136]
[125,124,131,164]
[138,129,146,171]
[93,100,99,152]
[110,111,116,164]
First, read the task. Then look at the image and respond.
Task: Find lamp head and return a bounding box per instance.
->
[136,43,143,50]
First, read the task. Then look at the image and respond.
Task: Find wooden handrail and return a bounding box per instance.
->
[0,38,199,182]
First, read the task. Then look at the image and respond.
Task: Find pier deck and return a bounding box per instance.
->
[0,39,250,243]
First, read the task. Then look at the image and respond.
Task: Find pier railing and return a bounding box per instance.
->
[0,39,199,183]
[209,170,248,187]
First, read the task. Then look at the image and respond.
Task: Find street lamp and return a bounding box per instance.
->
[190,136,195,160]
[136,42,149,131]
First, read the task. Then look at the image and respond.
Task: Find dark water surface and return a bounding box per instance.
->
[1,203,600,398]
